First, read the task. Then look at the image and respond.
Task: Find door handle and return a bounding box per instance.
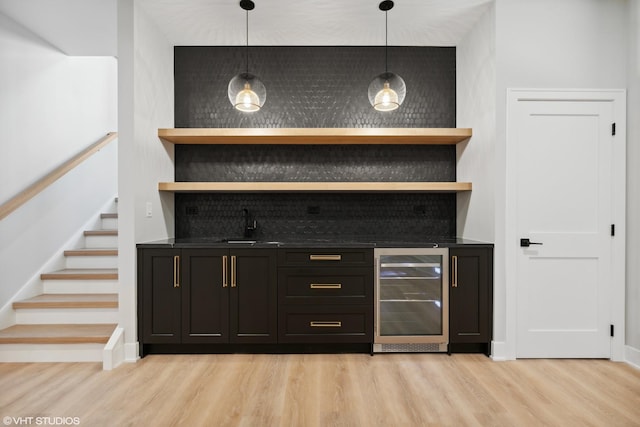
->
[451,255,458,288]
[222,255,228,288]
[231,255,237,287]
[520,238,543,247]
[173,255,180,288]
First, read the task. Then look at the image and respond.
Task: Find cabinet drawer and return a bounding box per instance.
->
[278,305,373,343]
[278,267,373,304]
[278,248,373,267]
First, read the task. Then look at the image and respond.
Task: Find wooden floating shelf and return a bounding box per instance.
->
[158,128,472,145]
[158,182,472,193]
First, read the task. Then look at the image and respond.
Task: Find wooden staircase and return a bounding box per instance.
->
[0,207,119,362]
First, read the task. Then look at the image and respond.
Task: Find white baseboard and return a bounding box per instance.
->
[124,342,139,363]
[491,341,508,361]
[0,343,104,362]
[625,345,640,370]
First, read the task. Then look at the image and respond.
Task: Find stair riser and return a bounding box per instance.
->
[65,256,118,269]
[85,235,118,248]
[101,218,118,229]
[15,309,118,325]
[0,344,105,362]
[44,280,118,294]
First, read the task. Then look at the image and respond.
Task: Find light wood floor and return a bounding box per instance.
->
[1,354,639,426]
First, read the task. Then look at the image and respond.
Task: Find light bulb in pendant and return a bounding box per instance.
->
[374,81,400,111]
[234,82,260,112]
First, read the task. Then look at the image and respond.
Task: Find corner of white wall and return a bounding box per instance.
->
[455,4,496,243]
[625,345,640,370]
[625,0,640,353]
[118,0,175,361]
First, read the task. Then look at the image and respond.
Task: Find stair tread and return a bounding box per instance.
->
[64,248,118,256]
[84,230,118,236]
[41,269,118,280]
[13,294,118,309]
[0,324,116,344]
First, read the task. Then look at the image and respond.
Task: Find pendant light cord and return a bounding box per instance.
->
[384,9,388,74]
[245,8,249,74]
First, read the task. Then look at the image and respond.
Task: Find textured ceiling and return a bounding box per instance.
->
[139,0,494,47]
[0,0,493,56]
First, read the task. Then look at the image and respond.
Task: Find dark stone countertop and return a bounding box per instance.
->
[137,236,493,249]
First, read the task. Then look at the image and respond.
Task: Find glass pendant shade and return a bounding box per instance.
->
[228,72,266,112]
[368,72,406,112]
[228,0,264,112]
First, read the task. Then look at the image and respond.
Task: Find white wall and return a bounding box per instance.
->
[456,4,495,243]
[494,0,630,358]
[0,12,117,204]
[626,0,640,356]
[0,12,117,321]
[118,0,174,360]
[0,0,117,56]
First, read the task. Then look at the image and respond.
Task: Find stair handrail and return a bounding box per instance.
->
[0,132,118,221]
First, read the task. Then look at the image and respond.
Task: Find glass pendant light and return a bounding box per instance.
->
[228,0,266,112]
[368,0,406,112]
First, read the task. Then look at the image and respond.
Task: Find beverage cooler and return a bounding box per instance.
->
[373,248,449,352]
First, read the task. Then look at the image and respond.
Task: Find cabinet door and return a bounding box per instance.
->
[139,249,181,343]
[181,249,229,343]
[449,248,493,345]
[230,248,277,343]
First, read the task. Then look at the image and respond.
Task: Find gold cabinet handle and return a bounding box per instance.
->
[173,255,180,288]
[222,255,228,288]
[309,254,342,261]
[309,283,342,289]
[231,255,236,287]
[452,255,458,288]
[310,321,342,328]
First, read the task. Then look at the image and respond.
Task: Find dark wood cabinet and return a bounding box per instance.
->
[230,249,278,343]
[138,248,277,352]
[448,247,493,355]
[277,248,374,344]
[180,249,228,343]
[139,244,493,354]
[139,249,182,344]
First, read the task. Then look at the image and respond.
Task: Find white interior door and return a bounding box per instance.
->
[513,98,614,358]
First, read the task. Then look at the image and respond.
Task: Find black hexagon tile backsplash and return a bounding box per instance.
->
[173,46,457,240]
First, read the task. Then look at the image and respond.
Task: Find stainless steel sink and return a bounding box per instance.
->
[219,238,280,245]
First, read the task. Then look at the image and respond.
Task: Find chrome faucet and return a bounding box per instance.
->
[243,208,257,238]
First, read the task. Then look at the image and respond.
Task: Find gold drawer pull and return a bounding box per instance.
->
[309,254,342,261]
[310,321,342,328]
[310,283,342,289]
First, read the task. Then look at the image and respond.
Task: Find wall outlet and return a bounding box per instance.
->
[146,202,152,218]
